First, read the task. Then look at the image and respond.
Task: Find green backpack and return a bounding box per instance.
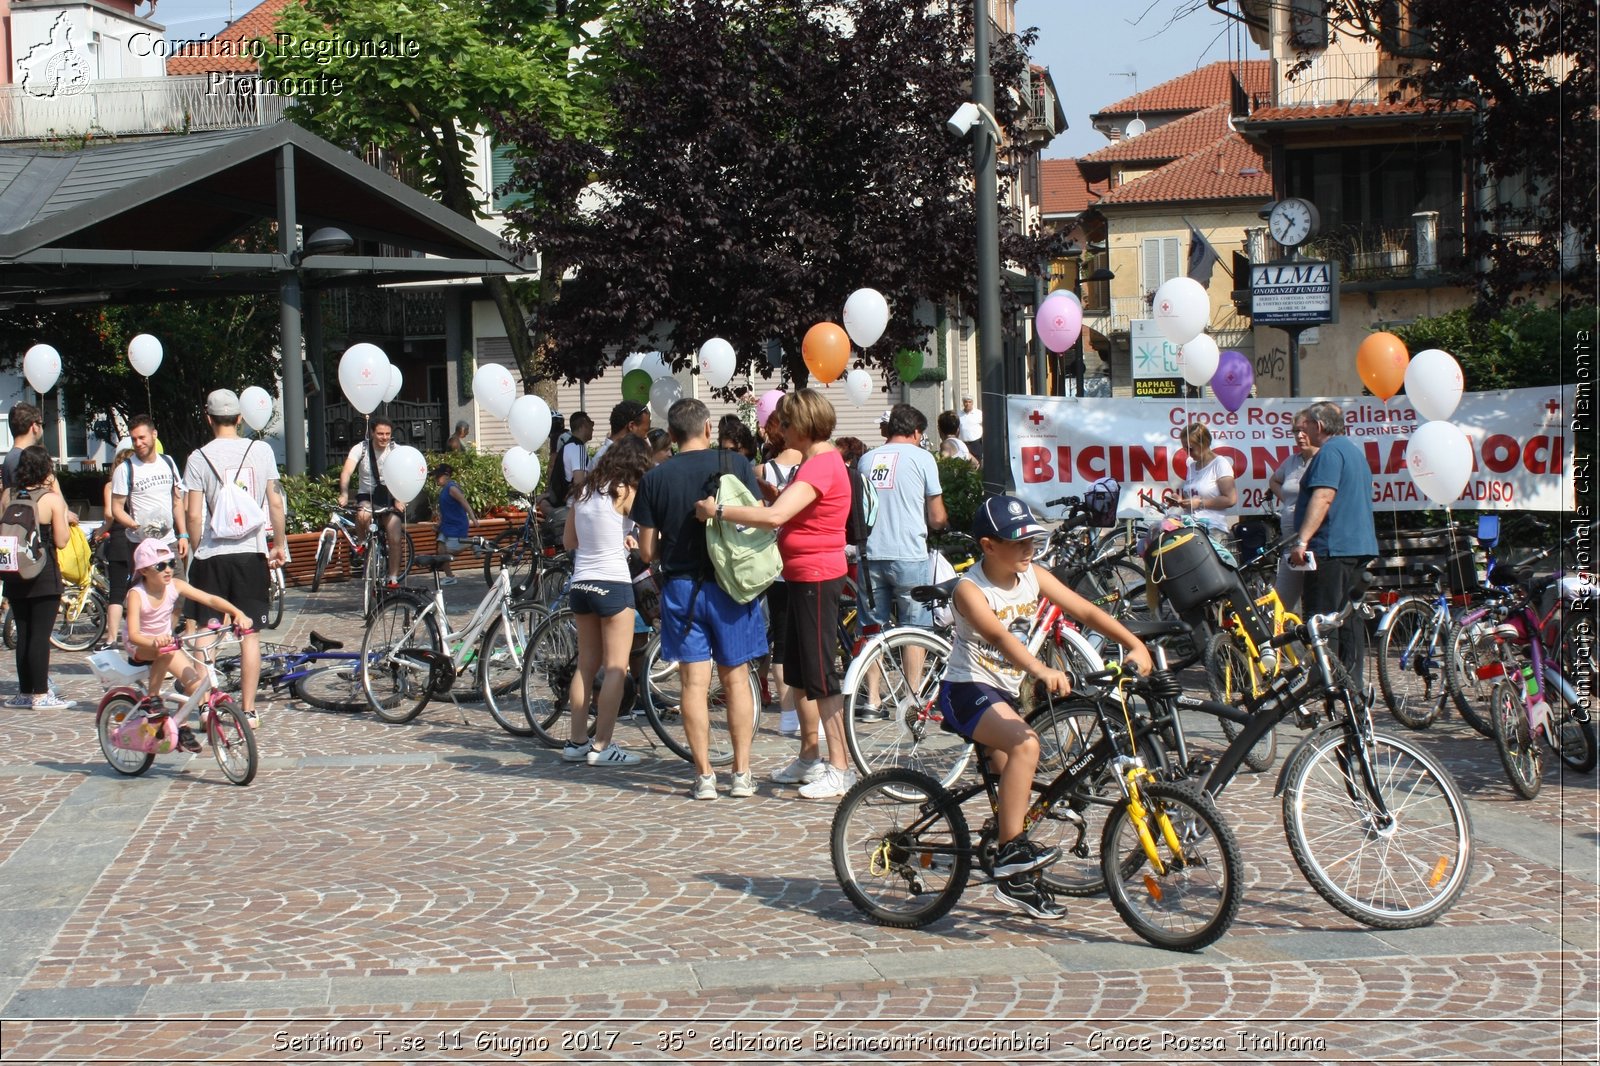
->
[705,472,782,604]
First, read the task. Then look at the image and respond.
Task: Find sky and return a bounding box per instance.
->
[151,0,1264,160]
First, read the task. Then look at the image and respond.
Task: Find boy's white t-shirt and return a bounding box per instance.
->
[182,438,278,559]
[945,562,1040,695]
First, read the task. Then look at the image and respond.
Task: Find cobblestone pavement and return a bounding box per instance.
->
[1,578,1595,1063]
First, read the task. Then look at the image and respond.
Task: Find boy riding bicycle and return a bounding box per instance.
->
[940,496,1154,919]
[125,539,250,752]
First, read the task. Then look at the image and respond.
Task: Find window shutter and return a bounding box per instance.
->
[1163,238,1181,287]
[490,143,529,213]
[1142,238,1160,295]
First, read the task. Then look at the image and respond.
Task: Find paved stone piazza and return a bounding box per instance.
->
[1,577,1595,1064]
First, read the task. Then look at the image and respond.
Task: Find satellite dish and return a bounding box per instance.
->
[1125,117,1147,138]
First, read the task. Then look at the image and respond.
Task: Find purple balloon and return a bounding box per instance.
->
[1210,350,1254,413]
[1035,291,1083,354]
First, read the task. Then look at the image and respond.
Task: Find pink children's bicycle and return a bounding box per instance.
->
[91,623,259,786]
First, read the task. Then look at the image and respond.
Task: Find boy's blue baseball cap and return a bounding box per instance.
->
[972,495,1048,541]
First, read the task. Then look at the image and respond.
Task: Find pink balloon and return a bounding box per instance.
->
[1035,291,1083,354]
[756,389,785,427]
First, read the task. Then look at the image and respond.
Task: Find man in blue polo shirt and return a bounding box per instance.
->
[1290,400,1378,689]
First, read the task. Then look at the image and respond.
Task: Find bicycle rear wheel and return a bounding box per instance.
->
[482,531,527,588]
[1444,615,1495,736]
[1100,781,1243,952]
[265,569,285,630]
[291,662,366,712]
[830,768,972,929]
[1203,631,1276,772]
[1553,705,1598,773]
[521,608,578,746]
[478,604,542,737]
[1282,723,1472,929]
[1071,560,1148,622]
[206,696,258,786]
[1490,678,1542,799]
[642,636,742,766]
[51,589,106,652]
[843,629,969,788]
[360,595,441,723]
[1375,598,1447,730]
[310,529,336,592]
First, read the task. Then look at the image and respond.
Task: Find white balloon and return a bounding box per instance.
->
[697,337,737,389]
[338,343,390,415]
[239,386,275,432]
[507,394,553,452]
[1177,333,1220,387]
[127,334,163,377]
[620,352,648,374]
[640,351,672,381]
[384,365,403,404]
[842,288,890,349]
[649,375,683,421]
[501,446,542,494]
[380,444,429,505]
[471,362,518,420]
[1405,420,1473,505]
[1404,348,1464,423]
[23,344,61,394]
[843,367,873,407]
[1151,277,1210,346]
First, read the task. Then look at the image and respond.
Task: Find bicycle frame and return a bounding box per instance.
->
[378,565,520,679]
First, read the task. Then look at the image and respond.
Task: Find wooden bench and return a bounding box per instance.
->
[1370,523,1485,605]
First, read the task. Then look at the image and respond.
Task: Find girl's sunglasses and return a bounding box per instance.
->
[150,560,175,573]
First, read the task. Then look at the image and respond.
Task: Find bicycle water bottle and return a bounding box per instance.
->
[1521,663,1538,699]
[1259,647,1278,675]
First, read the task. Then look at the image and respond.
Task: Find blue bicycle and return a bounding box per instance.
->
[218,631,367,713]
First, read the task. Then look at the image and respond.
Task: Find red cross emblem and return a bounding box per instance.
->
[1546,399,1561,416]
[1029,410,1046,427]
[361,367,373,379]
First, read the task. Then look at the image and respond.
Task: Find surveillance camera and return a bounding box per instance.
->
[947,101,981,138]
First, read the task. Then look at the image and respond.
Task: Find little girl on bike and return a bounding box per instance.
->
[125,539,250,752]
[940,495,1154,920]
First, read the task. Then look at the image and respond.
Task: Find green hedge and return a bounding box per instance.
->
[276,449,537,534]
[935,455,983,536]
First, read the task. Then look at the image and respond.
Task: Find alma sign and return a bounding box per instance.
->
[1250,260,1339,325]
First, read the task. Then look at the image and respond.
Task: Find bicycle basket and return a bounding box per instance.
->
[1445,549,1483,595]
[1083,476,1121,529]
[1147,527,1236,615]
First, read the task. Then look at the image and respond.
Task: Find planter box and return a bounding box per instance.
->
[279,518,512,587]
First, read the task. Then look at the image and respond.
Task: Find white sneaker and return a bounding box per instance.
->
[798,764,857,800]
[561,741,591,763]
[691,773,719,800]
[728,770,757,798]
[31,694,76,711]
[769,756,824,785]
[778,708,799,737]
[586,743,641,766]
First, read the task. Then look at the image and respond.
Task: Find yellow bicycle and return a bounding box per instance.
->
[1203,541,1303,771]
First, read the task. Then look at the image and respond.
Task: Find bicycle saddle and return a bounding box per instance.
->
[308,631,344,652]
[1122,618,1193,640]
[412,554,455,573]
[910,577,961,604]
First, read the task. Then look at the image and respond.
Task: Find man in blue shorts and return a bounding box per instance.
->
[632,397,767,800]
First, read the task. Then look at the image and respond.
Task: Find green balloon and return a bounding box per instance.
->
[894,348,923,381]
[622,368,653,404]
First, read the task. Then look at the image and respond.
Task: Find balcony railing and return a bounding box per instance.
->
[0,75,285,141]
[1293,218,1466,282]
[1276,49,1411,108]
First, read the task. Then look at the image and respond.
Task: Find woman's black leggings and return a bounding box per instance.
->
[13,595,59,696]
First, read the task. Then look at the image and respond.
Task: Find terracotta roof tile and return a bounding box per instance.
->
[1039,160,1105,216]
[1242,99,1475,123]
[166,0,299,75]
[1094,60,1270,118]
[1097,132,1271,206]
[1080,103,1231,164]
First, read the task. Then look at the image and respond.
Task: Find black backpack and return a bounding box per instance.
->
[544,431,575,504]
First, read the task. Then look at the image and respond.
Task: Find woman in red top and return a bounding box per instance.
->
[696,389,856,799]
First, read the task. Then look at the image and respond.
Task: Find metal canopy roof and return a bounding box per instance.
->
[0,123,524,305]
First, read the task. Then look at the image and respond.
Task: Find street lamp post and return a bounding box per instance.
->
[972,2,1006,492]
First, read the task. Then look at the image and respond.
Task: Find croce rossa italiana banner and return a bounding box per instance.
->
[1006,386,1575,519]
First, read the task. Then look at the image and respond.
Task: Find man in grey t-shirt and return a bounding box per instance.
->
[856,404,947,720]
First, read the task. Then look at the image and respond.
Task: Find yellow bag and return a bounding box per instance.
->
[58,524,92,585]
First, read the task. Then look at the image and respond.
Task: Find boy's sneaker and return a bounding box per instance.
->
[31,694,76,711]
[690,773,719,800]
[4,694,33,709]
[769,756,824,785]
[586,743,641,767]
[439,576,459,587]
[561,741,591,763]
[992,877,1067,921]
[778,707,800,738]
[992,836,1061,879]
[176,725,202,753]
[854,702,889,722]
[727,770,757,798]
[797,764,857,800]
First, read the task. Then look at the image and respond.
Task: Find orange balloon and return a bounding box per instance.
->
[802,321,850,384]
[1356,331,1409,400]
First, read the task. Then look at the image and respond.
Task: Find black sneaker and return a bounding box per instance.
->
[176,725,202,753]
[854,703,890,722]
[992,836,1062,879]
[992,877,1067,920]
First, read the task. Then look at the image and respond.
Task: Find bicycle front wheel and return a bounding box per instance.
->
[51,589,106,651]
[291,662,366,713]
[1101,781,1243,952]
[265,570,285,630]
[1282,726,1473,929]
[1490,678,1542,799]
[1376,598,1447,730]
[479,604,542,737]
[97,695,155,776]
[360,595,442,723]
[1553,702,1598,773]
[1444,614,1495,736]
[1204,631,1276,772]
[843,629,969,788]
[520,608,578,746]
[829,768,972,929]
[310,529,336,592]
[206,696,259,786]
